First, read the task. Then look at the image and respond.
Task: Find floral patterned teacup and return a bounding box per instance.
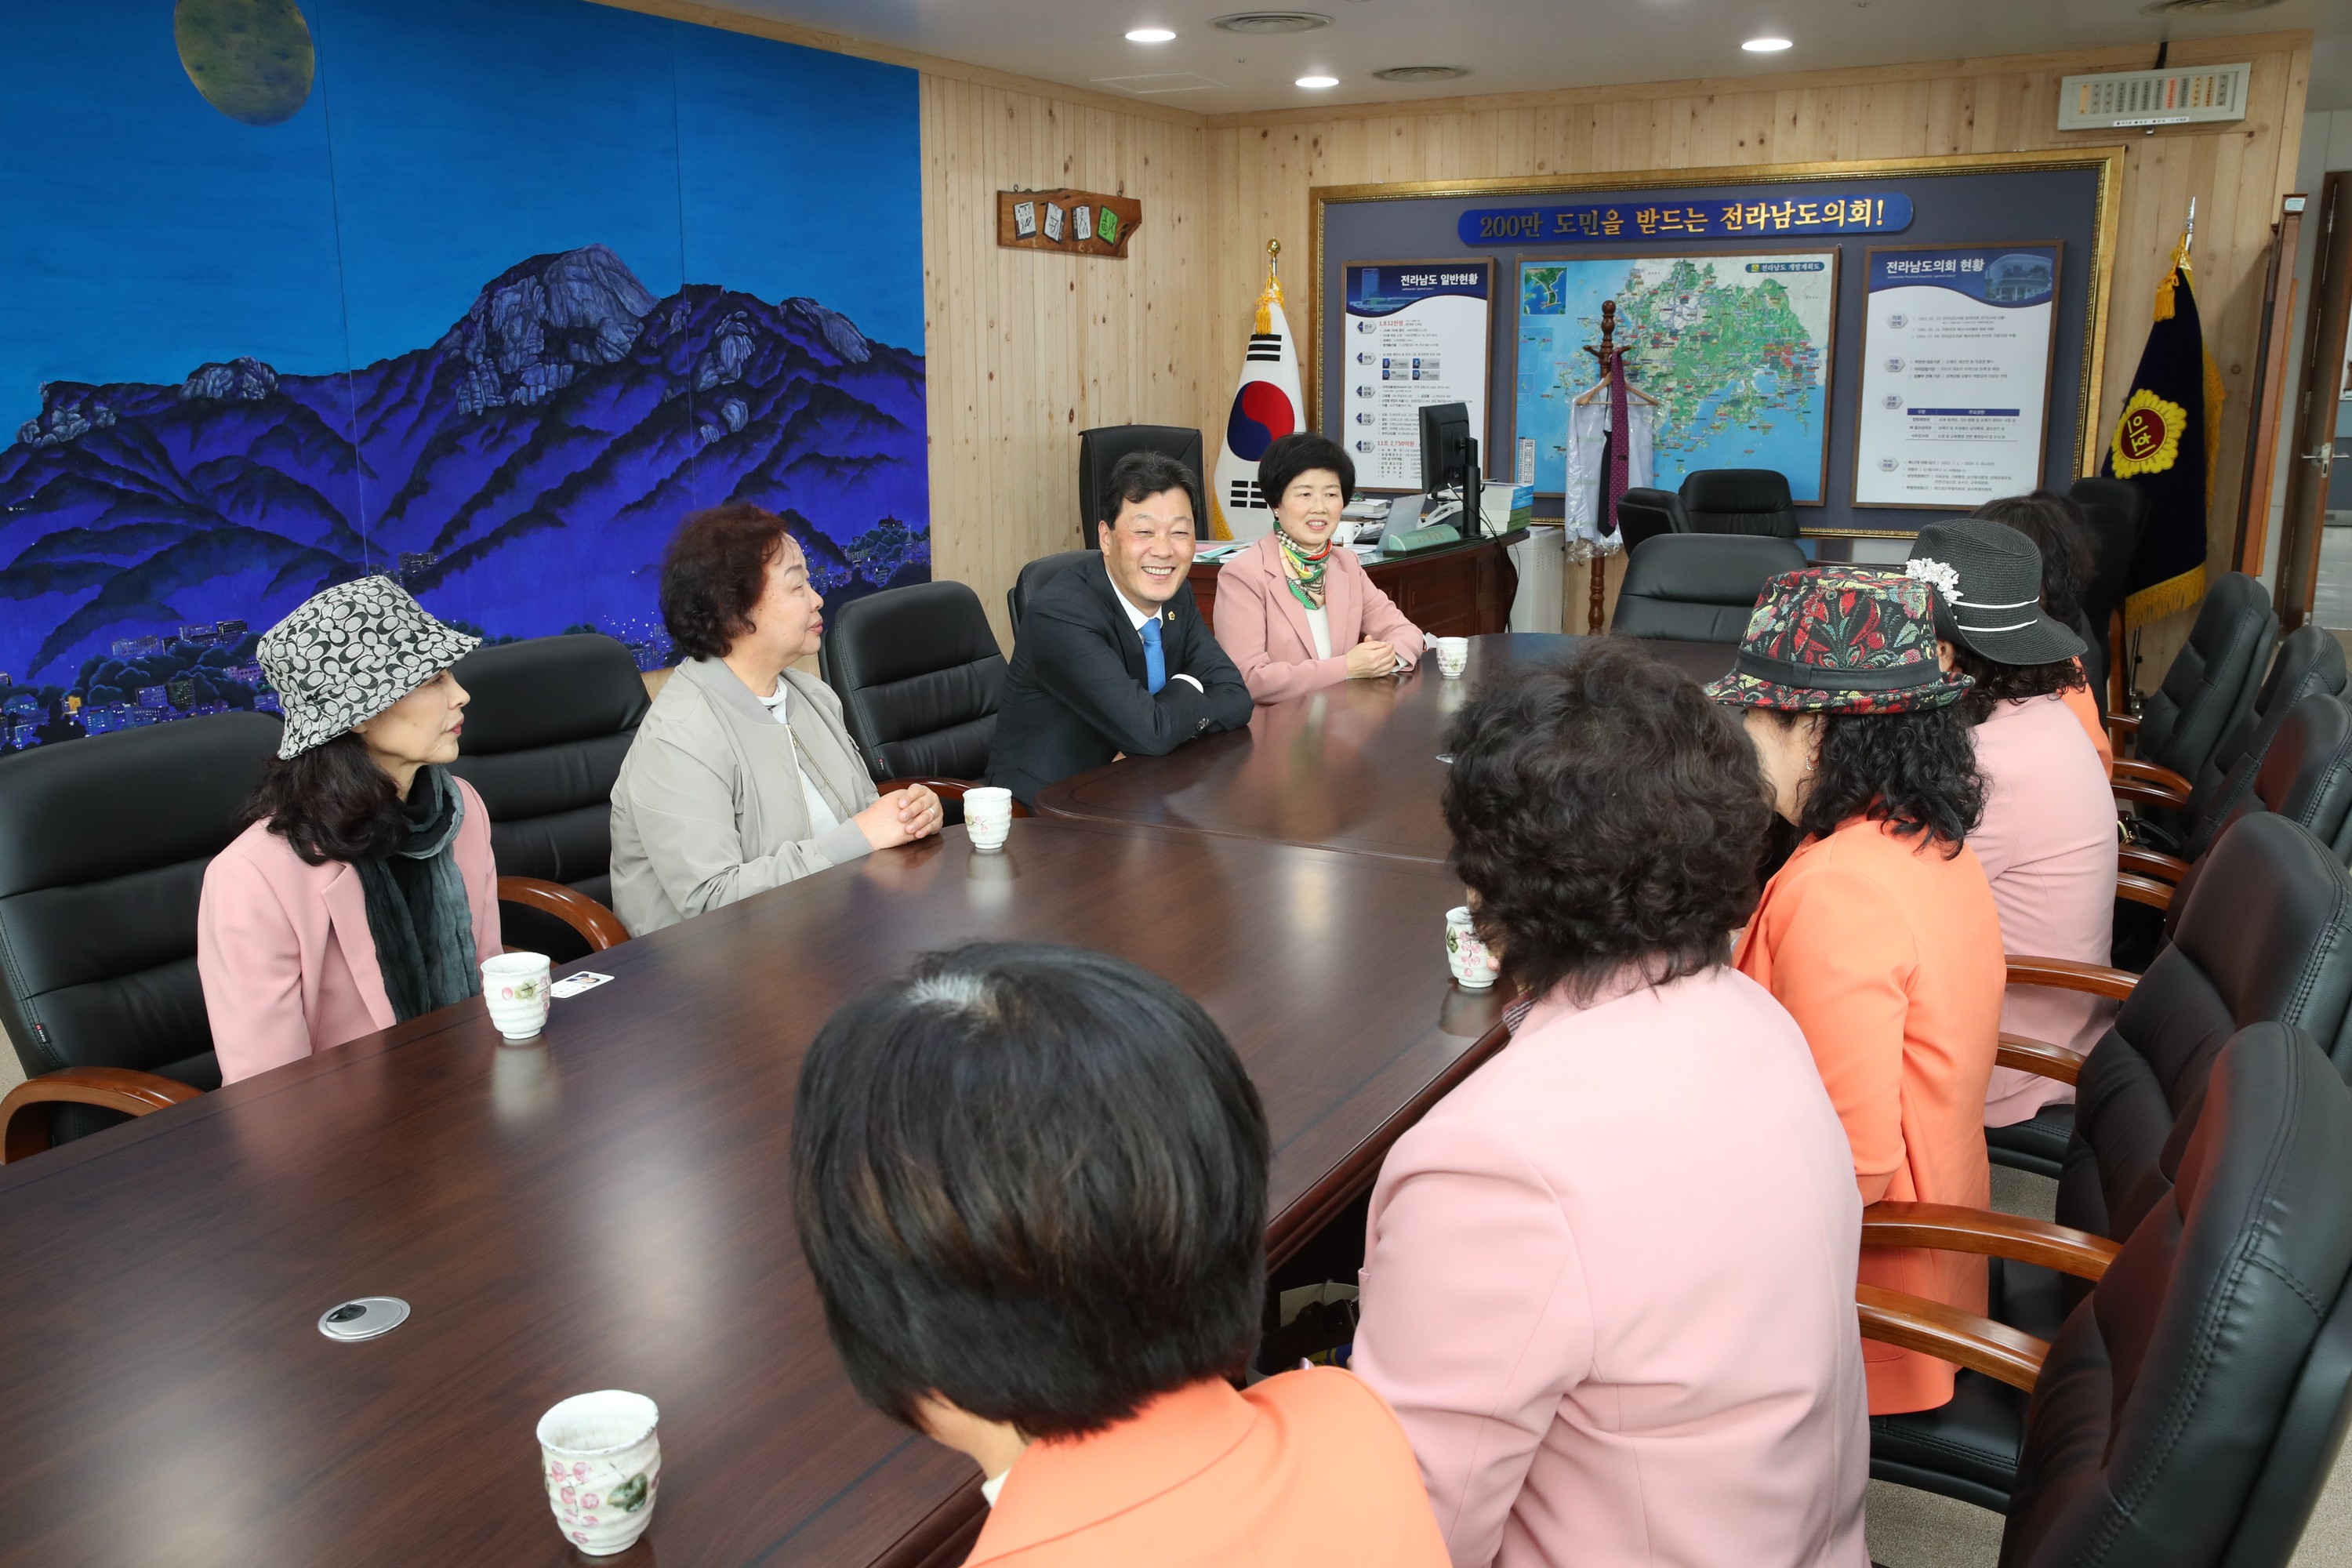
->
[1444,906,1497,990]
[481,952,552,1042]
[537,1389,661,1556]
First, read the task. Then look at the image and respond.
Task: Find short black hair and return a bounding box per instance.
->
[1443,641,1773,1003]
[1770,706,1985,853]
[791,942,1269,1439]
[659,501,798,660]
[1097,449,1203,529]
[1971,491,2094,626]
[1258,432,1356,512]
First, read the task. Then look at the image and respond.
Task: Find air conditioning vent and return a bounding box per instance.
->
[2140,0,2281,13]
[1212,12,1332,34]
[1374,65,1469,82]
[2057,63,2251,129]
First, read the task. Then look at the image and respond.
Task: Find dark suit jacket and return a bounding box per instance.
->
[986,561,1252,805]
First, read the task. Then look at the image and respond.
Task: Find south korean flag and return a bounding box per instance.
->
[1210,248,1305,542]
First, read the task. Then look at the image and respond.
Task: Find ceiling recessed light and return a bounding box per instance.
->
[1125,26,1177,42]
[1296,74,1340,88]
[1742,36,1793,51]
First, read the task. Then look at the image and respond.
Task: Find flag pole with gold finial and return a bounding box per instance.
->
[1255,238,1283,334]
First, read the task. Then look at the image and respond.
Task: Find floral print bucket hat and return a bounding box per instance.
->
[258,575,481,758]
[1702,564,1973,715]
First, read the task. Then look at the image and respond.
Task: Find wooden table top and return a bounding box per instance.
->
[1036,633,1739,864]
[0,820,1509,1568]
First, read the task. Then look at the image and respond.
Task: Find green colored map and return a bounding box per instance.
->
[1517,252,1834,498]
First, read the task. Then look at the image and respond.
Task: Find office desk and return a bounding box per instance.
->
[0,821,1508,1568]
[1036,633,1739,864]
[1189,529,1529,638]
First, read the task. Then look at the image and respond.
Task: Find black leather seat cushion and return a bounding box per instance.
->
[0,711,280,1137]
[1613,487,1686,551]
[1610,535,1806,643]
[1869,1370,2029,1512]
[1986,1103,2074,1181]
[1678,469,1800,538]
[2132,571,2278,787]
[822,579,1006,782]
[1008,550,1098,637]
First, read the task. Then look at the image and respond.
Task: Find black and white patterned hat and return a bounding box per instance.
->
[258,576,481,758]
[1904,519,2085,669]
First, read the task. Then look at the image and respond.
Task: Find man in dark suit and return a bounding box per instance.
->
[988,451,1251,806]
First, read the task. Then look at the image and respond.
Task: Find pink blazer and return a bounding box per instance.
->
[1352,967,1869,1568]
[198,775,503,1085]
[1212,533,1427,703]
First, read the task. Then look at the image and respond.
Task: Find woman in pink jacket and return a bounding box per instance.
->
[1211,433,1425,703]
[198,577,502,1084]
[1352,641,1869,1568]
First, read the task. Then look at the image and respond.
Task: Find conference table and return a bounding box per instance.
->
[0,632,1732,1568]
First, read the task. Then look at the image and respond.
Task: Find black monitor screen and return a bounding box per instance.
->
[1417,401,1474,495]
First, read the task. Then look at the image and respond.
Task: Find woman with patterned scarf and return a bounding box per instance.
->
[1210,433,1426,704]
[198,577,503,1084]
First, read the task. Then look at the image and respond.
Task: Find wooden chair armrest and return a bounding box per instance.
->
[2112,778,2190,811]
[2114,871,2174,912]
[2113,758,2194,796]
[496,877,629,953]
[1998,1032,2088,1087]
[1862,1200,2119,1281]
[1857,1283,2049,1392]
[2007,953,2139,1001]
[2,1066,204,1163]
[2118,846,2190,883]
[877,778,1033,818]
[2106,712,2140,738]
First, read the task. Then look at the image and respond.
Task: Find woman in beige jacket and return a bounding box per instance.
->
[608,503,940,935]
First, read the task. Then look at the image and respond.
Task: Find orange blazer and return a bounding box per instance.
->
[1211,533,1427,704]
[966,1372,1448,1568]
[1734,818,2005,1415]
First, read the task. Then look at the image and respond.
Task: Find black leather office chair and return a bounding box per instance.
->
[1077,424,1204,543]
[1007,550,1097,637]
[2067,476,2147,659]
[2118,571,2277,793]
[1609,535,1804,643]
[1677,469,1801,538]
[448,633,641,963]
[822,581,1007,822]
[1865,1021,2352,1562]
[1613,488,1687,552]
[0,711,281,1158]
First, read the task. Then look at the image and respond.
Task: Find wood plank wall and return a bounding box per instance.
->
[1202,32,2313,671]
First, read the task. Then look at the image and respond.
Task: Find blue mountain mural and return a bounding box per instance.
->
[0,244,927,745]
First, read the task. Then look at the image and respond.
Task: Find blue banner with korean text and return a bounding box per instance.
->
[1460,192,1914,247]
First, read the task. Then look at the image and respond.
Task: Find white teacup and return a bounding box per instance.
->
[538,1390,661,1556]
[1433,637,1470,680]
[481,953,552,1041]
[1444,906,1497,990]
[964,786,1013,851]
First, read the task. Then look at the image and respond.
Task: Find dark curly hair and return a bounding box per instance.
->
[1972,491,2094,626]
[660,501,798,660]
[1258,431,1356,514]
[246,731,404,865]
[1443,640,1773,1004]
[1949,642,2087,725]
[1762,706,1985,854]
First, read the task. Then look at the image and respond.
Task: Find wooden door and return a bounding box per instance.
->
[2278,173,2352,628]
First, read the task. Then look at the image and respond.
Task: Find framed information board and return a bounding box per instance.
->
[1341,260,1493,491]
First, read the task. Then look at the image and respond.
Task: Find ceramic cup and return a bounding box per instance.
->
[1433,637,1470,680]
[538,1389,661,1556]
[481,953,553,1042]
[1444,906,1497,990]
[964,786,1014,852]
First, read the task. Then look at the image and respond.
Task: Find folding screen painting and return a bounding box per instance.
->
[0,0,926,742]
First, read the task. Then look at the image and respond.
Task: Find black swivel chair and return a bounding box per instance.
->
[2067,476,2147,659]
[448,633,641,961]
[1077,425,1204,545]
[1609,535,1804,643]
[0,711,281,1159]
[1864,1020,2352,1566]
[1007,550,1098,638]
[1677,469,1801,538]
[2115,571,2278,795]
[1612,488,1689,551]
[822,580,1008,823]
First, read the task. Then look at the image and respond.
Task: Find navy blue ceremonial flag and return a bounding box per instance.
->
[2100,240,2223,624]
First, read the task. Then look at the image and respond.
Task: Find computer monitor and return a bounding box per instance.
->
[1417,402,1478,498]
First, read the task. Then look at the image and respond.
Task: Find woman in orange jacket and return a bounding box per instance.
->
[1709,566,2006,1416]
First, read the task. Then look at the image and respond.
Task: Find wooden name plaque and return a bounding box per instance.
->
[997,188,1142,258]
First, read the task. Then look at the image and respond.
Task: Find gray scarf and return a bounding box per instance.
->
[354,767,481,1023]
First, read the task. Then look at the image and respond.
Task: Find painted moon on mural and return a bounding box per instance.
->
[174,0,315,125]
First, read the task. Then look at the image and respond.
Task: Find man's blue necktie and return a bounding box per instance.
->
[1138,613,1167,695]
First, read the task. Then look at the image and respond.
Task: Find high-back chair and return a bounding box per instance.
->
[1676,469,1800,538]
[1007,550,1098,638]
[1863,1022,2352,1563]
[1608,535,1804,643]
[1076,425,1203,545]
[822,580,1007,822]
[1612,487,1688,551]
[448,633,641,960]
[0,712,281,1157]
[2067,475,2147,658]
[2114,572,2277,789]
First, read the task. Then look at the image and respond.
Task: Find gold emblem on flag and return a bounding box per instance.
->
[2110,388,2185,478]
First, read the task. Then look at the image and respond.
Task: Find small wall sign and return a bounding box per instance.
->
[998,188,1142,258]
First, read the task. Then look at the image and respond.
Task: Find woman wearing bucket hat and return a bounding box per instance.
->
[1907,520,2115,1133]
[196,576,503,1084]
[1971,491,2110,775]
[1708,566,2005,1417]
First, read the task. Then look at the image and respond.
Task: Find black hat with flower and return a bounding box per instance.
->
[1703,564,1973,715]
